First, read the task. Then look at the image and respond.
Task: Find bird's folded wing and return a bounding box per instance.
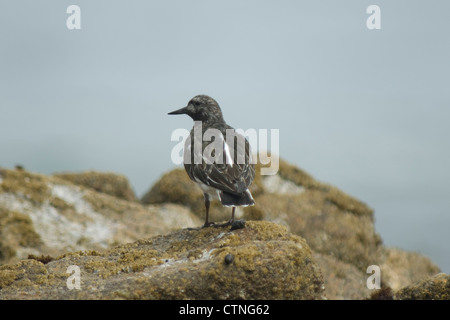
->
[191,161,254,195]
[185,132,255,195]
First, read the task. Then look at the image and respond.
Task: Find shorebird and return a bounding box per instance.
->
[168,95,255,228]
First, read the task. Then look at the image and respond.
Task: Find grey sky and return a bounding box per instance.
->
[1,1,449,272]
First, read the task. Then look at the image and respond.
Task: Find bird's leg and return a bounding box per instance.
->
[230,207,235,224]
[213,207,236,228]
[202,193,215,227]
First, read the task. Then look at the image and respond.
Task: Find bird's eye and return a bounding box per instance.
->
[192,101,201,107]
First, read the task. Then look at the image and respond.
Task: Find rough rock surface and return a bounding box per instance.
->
[54,171,137,202]
[140,157,442,299]
[0,159,444,300]
[142,160,382,270]
[380,247,441,291]
[0,168,202,265]
[394,273,450,300]
[312,252,372,300]
[0,221,325,300]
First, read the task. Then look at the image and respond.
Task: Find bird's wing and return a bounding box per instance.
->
[184,130,255,195]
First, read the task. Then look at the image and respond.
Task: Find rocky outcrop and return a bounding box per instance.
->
[54,171,137,202]
[394,273,449,300]
[0,167,202,266]
[0,159,444,300]
[140,158,441,299]
[142,159,382,271]
[0,221,325,300]
[380,247,441,291]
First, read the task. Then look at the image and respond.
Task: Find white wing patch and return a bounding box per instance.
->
[223,140,234,167]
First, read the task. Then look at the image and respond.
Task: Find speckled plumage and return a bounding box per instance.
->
[169,95,255,227]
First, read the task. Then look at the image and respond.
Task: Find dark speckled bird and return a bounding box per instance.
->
[168,95,255,228]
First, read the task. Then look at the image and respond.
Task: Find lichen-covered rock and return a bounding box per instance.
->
[313,252,372,300]
[0,167,202,265]
[140,158,441,299]
[250,192,383,271]
[0,221,325,300]
[0,207,43,263]
[314,248,442,300]
[380,247,441,291]
[246,159,382,272]
[141,168,205,214]
[1,161,443,300]
[54,171,137,202]
[142,159,381,270]
[394,273,450,300]
[142,160,382,271]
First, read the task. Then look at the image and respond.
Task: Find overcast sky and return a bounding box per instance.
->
[1,1,449,273]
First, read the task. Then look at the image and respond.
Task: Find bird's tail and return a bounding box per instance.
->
[220,190,255,207]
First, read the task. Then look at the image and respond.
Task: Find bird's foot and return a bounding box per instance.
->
[188,219,246,231]
[187,222,215,231]
[212,221,231,228]
[212,219,246,230]
[202,221,215,228]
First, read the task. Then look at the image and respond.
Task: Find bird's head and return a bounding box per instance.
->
[168,95,224,123]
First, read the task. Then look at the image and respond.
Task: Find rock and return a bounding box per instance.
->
[248,159,441,298]
[313,252,372,300]
[394,273,450,300]
[367,287,394,300]
[0,160,443,300]
[141,157,441,299]
[0,207,43,263]
[0,167,202,266]
[248,192,382,271]
[141,168,203,211]
[54,171,137,202]
[244,158,383,271]
[380,247,441,291]
[368,273,450,300]
[0,221,325,300]
[142,159,382,271]
[315,248,441,300]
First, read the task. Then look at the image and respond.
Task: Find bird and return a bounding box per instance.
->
[168,95,255,228]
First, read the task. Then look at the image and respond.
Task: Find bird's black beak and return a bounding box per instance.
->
[168,106,188,115]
